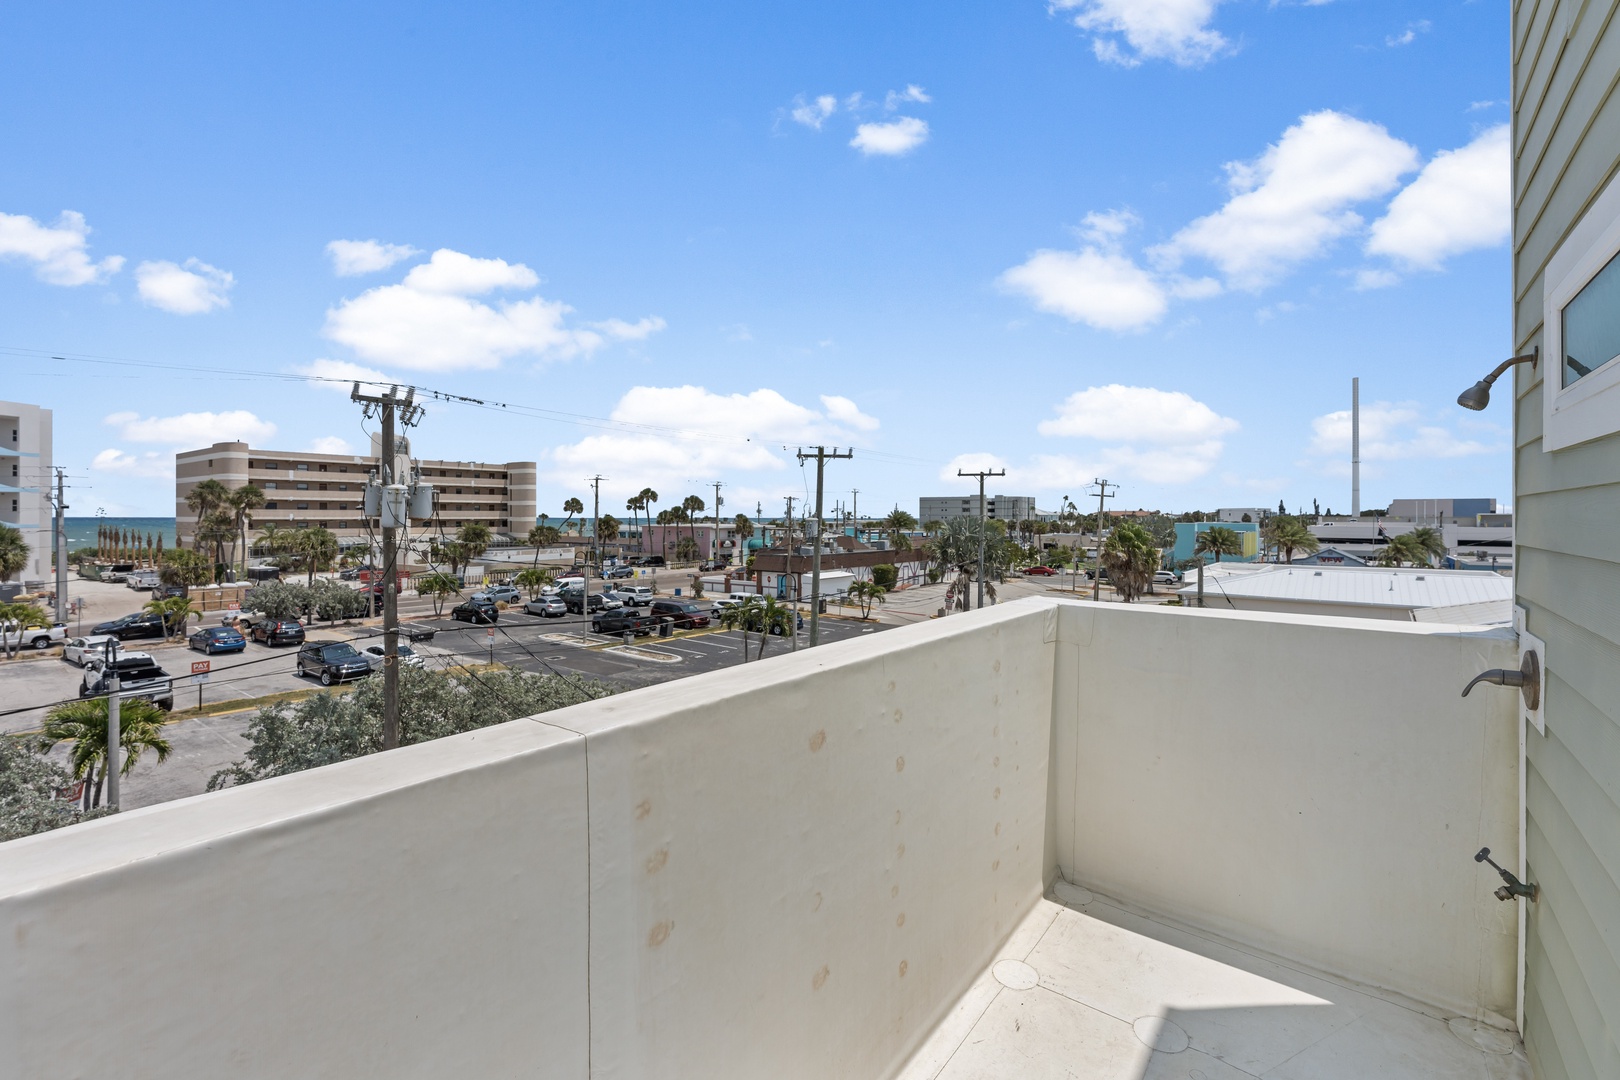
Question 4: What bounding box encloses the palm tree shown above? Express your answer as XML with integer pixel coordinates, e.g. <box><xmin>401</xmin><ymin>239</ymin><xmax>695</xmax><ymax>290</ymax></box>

<box><xmin>637</xmin><ymin>487</ymin><xmax>659</xmax><ymax>553</ymax></box>
<box><xmin>228</xmin><ymin>484</ymin><xmax>267</xmax><ymax>574</ymax></box>
<box><xmin>1377</xmin><ymin>533</ymin><xmax>1430</xmax><ymax>568</ymax></box>
<box><xmin>560</xmin><ymin>498</ymin><xmax>584</xmax><ymax>535</ymax></box>
<box><xmin>1194</xmin><ymin>526</ymin><xmax>1243</xmax><ymax>563</ymax></box>
<box><xmin>883</xmin><ymin>509</ymin><xmax>917</xmax><ymax>551</ymax></box>
<box><xmin>675</xmin><ymin>535</ymin><xmax>699</xmax><ymax>563</ymax></box>
<box><xmin>159</xmin><ymin>548</ymin><xmax>214</xmax><ymax>591</ymax></box>
<box><xmin>417</xmin><ymin>572</ymin><xmax>461</xmax><ymax>616</ymax></box>
<box><xmin>0</xmin><ymin>523</ymin><xmax>29</xmax><ymax>581</ymax></box>
<box><xmin>1</xmin><ymin>600</ymin><xmax>48</xmax><ymax>659</ymax></box>
<box><xmin>733</xmin><ymin>512</ymin><xmax>754</xmax><ymax>557</ymax></box>
<box><xmin>1407</xmin><ymin>527</ymin><xmax>1446</xmax><ymax>567</ymax></box>
<box><xmin>1263</xmin><ymin>517</ymin><xmax>1320</xmax><ymax>564</ymax></box>
<box><xmin>197</xmin><ymin>510</ymin><xmax>236</xmax><ymax>573</ymax></box>
<box><xmin>292</xmin><ymin>527</ymin><xmax>340</xmax><ymax>584</ymax></box>
<box><xmin>185</xmin><ymin>479</ymin><xmax>233</xmax><ymax>551</ymax></box>
<box><xmin>526</xmin><ymin>523</ymin><xmax>558</xmax><ymax>569</ymax></box>
<box><xmin>514</xmin><ymin>567</ymin><xmax>554</xmax><ymax>599</ymax></box>
<box><xmin>625</xmin><ymin>496</ymin><xmax>643</xmax><ymax>553</ymax></box>
<box><xmin>596</xmin><ymin>514</ymin><xmax>620</xmax><ymax>561</ymax></box>
<box><xmin>144</xmin><ymin>596</ymin><xmax>197</xmax><ymax>640</ymax></box>
<box><xmin>1100</xmin><ymin>523</ymin><xmax>1159</xmax><ymax>602</ymax></box>
<box><xmin>719</xmin><ymin>596</ymin><xmax>761</xmax><ymax>663</ymax></box>
<box><xmin>921</xmin><ymin>519</ymin><xmax>944</xmax><ymax>536</ymax></box>
<box><xmin>681</xmin><ymin>495</ymin><xmax>705</xmax><ymax>559</ymax></box>
<box><xmin>37</xmin><ymin>697</ymin><xmax>172</xmax><ymax>809</ymax></box>
<box><xmin>847</xmin><ymin>580</ymin><xmax>888</xmax><ymax>619</ymax></box>
<box><xmin>457</xmin><ymin>523</ymin><xmax>493</xmax><ymax>562</ymax></box>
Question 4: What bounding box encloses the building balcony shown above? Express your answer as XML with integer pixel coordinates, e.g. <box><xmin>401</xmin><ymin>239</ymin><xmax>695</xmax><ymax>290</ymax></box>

<box><xmin>0</xmin><ymin>599</ymin><xmax>1529</xmax><ymax>1078</ymax></box>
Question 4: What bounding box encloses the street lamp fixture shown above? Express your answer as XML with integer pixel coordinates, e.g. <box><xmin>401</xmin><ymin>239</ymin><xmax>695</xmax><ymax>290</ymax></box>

<box><xmin>1457</xmin><ymin>347</ymin><xmax>1538</xmax><ymax>410</ymax></box>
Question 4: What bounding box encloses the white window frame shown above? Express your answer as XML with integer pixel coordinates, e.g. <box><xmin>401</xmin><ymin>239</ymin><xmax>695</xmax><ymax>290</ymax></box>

<box><xmin>1543</xmin><ymin>168</ymin><xmax>1620</xmax><ymax>451</ymax></box>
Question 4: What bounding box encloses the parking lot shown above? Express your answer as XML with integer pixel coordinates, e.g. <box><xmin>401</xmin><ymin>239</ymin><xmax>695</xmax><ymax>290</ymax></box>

<box><xmin>1</xmin><ymin>594</ymin><xmax>896</xmax><ymax>810</ymax></box>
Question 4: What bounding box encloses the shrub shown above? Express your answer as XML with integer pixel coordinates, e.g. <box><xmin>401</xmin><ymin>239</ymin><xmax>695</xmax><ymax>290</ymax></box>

<box><xmin>870</xmin><ymin>564</ymin><xmax>898</xmax><ymax>590</ymax></box>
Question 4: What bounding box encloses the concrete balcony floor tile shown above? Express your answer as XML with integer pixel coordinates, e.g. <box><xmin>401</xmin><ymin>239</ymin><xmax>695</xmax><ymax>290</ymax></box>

<box><xmin>903</xmin><ymin>896</ymin><xmax>1531</xmax><ymax>1080</ymax></box>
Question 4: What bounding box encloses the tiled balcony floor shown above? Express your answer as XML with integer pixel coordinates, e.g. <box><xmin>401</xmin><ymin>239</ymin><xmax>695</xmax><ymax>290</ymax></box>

<box><xmin>899</xmin><ymin>888</ymin><xmax>1531</xmax><ymax>1080</ymax></box>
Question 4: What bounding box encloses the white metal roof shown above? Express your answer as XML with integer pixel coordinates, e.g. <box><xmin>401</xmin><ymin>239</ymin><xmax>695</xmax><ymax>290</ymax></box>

<box><xmin>1177</xmin><ymin>565</ymin><xmax>1514</xmax><ymax>611</ymax></box>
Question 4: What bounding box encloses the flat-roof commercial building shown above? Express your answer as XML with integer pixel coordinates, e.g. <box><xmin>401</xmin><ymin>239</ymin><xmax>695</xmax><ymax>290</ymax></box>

<box><xmin>0</xmin><ymin>399</ymin><xmax>53</xmax><ymax>584</ymax></box>
<box><xmin>918</xmin><ymin>494</ymin><xmax>1036</xmax><ymax>524</ymax></box>
<box><xmin>175</xmin><ymin>441</ymin><xmax>537</xmax><ymax>548</ymax></box>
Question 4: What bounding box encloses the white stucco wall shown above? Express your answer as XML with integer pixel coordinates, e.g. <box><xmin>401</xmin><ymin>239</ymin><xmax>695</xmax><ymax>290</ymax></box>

<box><xmin>1048</xmin><ymin>602</ymin><xmax>1520</xmax><ymax>1022</ymax></box>
<box><xmin>0</xmin><ymin>597</ymin><xmax>1522</xmax><ymax>1078</ymax></box>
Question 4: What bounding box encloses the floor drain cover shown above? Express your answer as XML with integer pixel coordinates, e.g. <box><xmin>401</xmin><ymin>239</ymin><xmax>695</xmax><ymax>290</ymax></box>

<box><xmin>991</xmin><ymin>959</ymin><xmax>1039</xmax><ymax>990</ymax></box>
<box><xmin>1053</xmin><ymin>880</ymin><xmax>1094</xmax><ymax>907</ymax></box>
<box><xmin>1446</xmin><ymin>1017</ymin><xmax>1516</xmax><ymax>1055</ymax></box>
<box><xmin>1133</xmin><ymin>1016</ymin><xmax>1189</xmax><ymax>1054</ymax></box>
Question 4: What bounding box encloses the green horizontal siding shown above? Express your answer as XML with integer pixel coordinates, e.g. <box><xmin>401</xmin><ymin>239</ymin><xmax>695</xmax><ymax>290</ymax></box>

<box><xmin>1515</xmin><ymin>3</ymin><xmax>1620</xmax><ymax>1076</ymax></box>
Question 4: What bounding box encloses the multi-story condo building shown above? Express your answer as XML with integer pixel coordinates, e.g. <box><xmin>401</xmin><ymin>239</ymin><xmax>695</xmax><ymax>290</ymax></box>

<box><xmin>917</xmin><ymin>494</ymin><xmax>1036</xmax><ymax>524</ymax></box>
<box><xmin>175</xmin><ymin>440</ymin><xmax>537</xmax><ymax>548</ymax></box>
<box><xmin>0</xmin><ymin>399</ymin><xmax>53</xmax><ymax>583</ymax></box>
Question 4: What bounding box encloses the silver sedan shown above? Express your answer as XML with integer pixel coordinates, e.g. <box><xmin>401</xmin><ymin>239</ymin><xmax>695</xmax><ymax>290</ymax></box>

<box><xmin>361</xmin><ymin>644</ymin><xmax>424</xmax><ymax>670</ymax></box>
<box><xmin>525</xmin><ymin>597</ymin><xmax>568</xmax><ymax>617</ymax></box>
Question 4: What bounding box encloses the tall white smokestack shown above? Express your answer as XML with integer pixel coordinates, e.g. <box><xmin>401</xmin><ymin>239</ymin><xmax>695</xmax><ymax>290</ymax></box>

<box><xmin>1351</xmin><ymin>377</ymin><xmax>1361</xmax><ymax>517</ymax></box>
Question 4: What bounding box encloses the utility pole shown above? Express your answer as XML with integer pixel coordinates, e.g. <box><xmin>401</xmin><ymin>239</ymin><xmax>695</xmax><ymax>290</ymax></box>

<box><xmin>957</xmin><ymin>467</ymin><xmax>1006</xmax><ymax>609</ymax></box>
<box><xmin>782</xmin><ymin>496</ymin><xmax>797</xmax><ymax>651</ymax></box>
<box><xmin>851</xmin><ymin>489</ymin><xmax>859</xmax><ymax>542</ymax></box>
<box><xmin>797</xmin><ymin>447</ymin><xmax>853</xmax><ymax>646</ymax></box>
<box><xmin>586</xmin><ymin>475</ymin><xmax>606</xmax><ymax>578</ymax></box>
<box><xmin>53</xmin><ymin>468</ymin><xmax>68</xmax><ymax>625</ymax></box>
<box><xmin>712</xmin><ymin>480</ymin><xmax>724</xmax><ymax>562</ymax></box>
<box><xmin>1351</xmin><ymin>377</ymin><xmax>1361</xmax><ymax>518</ymax></box>
<box><xmin>1090</xmin><ymin>479</ymin><xmax>1118</xmax><ymax>602</ymax></box>
<box><xmin>351</xmin><ymin>384</ymin><xmax>423</xmax><ymax>751</ymax></box>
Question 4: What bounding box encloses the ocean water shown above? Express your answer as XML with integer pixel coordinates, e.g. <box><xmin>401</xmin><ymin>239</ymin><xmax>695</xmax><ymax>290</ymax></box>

<box><xmin>63</xmin><ymin>517</ymin><xmax>177</xmax><ymax>552</ymax></box>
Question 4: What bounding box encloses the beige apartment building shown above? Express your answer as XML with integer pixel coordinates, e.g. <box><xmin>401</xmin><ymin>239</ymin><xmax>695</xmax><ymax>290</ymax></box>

<box><xmin>175</xmin><ymin>440</ymin><xmax>537</xmax><ymax>548</ymax></box>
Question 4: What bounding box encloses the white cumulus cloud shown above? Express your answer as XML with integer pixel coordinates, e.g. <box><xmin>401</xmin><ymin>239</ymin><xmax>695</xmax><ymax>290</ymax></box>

<box><xmin>1364</xmin><ymin>125</ymin><xmax>1509</xmax><ymax>272</ymax></box>
<box><xmin>294</xmin><ymin>358</ymin><xmax>402</xmax><ymax>395</ymax></box>
<box><xmin>546</xmin><ymin>386</ymin><xmax>879</xmax><ymax>493</ymax></box>
<box><xmin>91</xmin><ymin>448</ymin><xmax>173</xmax><ymax>479</ymax></box>
<box><xmin>0</xmin><ymin>209</ymin><xmax>124</xmax><ymax>285</ymax></box>
<box><xmin>1054</xmin><ymin>0</ymin><xmax>1231</xmax><ymax>68</ymax></box>
<box><xmin>326</xmin><ymin>238</ymin><xmax>420</xmax><ymax>276</ymax></box>
<box><xmin>1038</xmin><ymin>385</ymin><xmax>1239</xmax><ymax>443</ymax></box>
<box><xmin>1156</xmin><ymin>110</ymin><xmax>1419</xmax><ymax>290</ymax></box>
<box><xmin>104</xmin><ymin>409</ymin><xmax>277</xmax><ymax>446</ymax></box>
<box><xmin>1307</xmin><ymin>402</ymin><xmax>1496</xmax><ymax>465</ymax></box>
<box><xmin>998</xmin><ymin>248</ymin><xmax>1167</xmax><ymax>332</ymax></box>
<box><xmin>791</xmin><ymin>94</ymin><xmax>838</xmax><ymax>130</ymax></box>
<box><xmin>850</xmin><ymin>117</ymin><xmax>930</xmax><ymax>156</ymax></box>
<box><xmin>820</xmin><ymin>395</ymin><xmax>880</xmax><ymax>431</ymax></box>
<box><xmin>308</xmin><ymin>436</ymin><xmax>355</xmax><ymax>455</ymax></box>
<box><xmin>323</xmin><ymin>248</ymin><xmax>662</xmax><ymax>371</ymax></box>
<box><xmin>884</xmin><ymin>84</ymin><xmax>931</xmax><ymax>110</ymax></box>
<box><xmin>135</xmin><ymin>258</ymin><xmax>234</xmax><ymax>314</ymax></box>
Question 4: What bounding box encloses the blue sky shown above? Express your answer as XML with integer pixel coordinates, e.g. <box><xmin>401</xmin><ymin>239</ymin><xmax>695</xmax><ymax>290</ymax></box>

<box><xmin>2</xmin><ymin>1</ymin><xmax>1512</xmax><ymax>521</ymax></box>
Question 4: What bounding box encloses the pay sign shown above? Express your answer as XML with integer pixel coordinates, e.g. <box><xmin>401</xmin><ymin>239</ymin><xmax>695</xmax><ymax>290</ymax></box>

<box><xmin>191</xmin><ymin>660</ymin><xmax>211</xmax><ymax>680</ymax></box>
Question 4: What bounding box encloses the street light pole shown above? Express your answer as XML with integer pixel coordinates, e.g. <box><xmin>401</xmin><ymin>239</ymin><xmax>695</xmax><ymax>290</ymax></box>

<box><xmin>797</xmin><ymin>446</ymin><xmax>853</xmax><ymax>647</ymax></box>
<box><xmin>1090</xmin><ymin>478</ymin><xmax>1117</xmax><ymax>602</ymax></box>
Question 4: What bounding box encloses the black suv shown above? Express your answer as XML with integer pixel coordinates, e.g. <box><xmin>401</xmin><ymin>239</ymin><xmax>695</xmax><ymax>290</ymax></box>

<box><xmin>252</xmin><ymin>619</ymin><xmax>306</xmax><ymax>646</ymax></box>
<box><xmin>591</xmin><ymin>608</ymin><xmax>657</xmax><ymax>636</ymax></box>
<box><xmin>649</xmin><ymin>599</ymin><xmax>710</xmax><ymax>629</ymax></box>
<box><xmin>451</xmin><ymin>597</ymin><xmax>499</xmax><ymax>624</ymax></box>
<box><xmin>563</xmin><ymin>590</ymin><xmax>615</xmax><ymax>615</ymax></box>
<box><xmin>296</xmin><ymin>641</ymin><xmax>373</xmax><ymax>686</ymax></box>
<box><xmin>91</xmin><ymin>612</ymin><xmax>167</xmax><ymax>641</ymax></box>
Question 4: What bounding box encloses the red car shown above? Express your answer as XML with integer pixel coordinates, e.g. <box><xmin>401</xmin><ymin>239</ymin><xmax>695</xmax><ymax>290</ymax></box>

<box><xmin>1025</xmin><ymin>565</ymin><xmax>1060</xmax><ymax>576</ymax></box>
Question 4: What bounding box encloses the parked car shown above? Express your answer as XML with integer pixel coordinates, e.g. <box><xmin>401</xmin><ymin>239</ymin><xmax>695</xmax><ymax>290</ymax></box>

<box><xmin>451</xmin><ymin>598</ymin><xmax>499</xmax><ymax>624</ymax></box>
<box><xmin>699</xmin><ymin>560</ymin><xmax>728</xmax><ymax>572</ymax></box>
<box><xmin>188</xmin><ymin>626</ymin><xmax>247</xmax><ymax>654</ymax></box>
<box><xmin>553</xmin><ymin>575</ymin><xmax>585</xmax><ymax>592</ymax></box>
<box><xmin>563</xmin><ymin>590</ymin><xmax>620</xmax><ymax>615</ymax></box>
<box><xmin>621</xmin><ymin>585</ymin><xmax>655</xmax><ymax>605</ymax></box>
<box><xmin>1152</xmin><ymin>570</ymin><xmax>1180</xmax><ymax>585</ymax></box>
<box><xmin>633</xmin><ymin>555</ymin><xmax>665</xmax><ymax>567</ymax></box>
<box><xmin>126</xmin><ymin>571</ymin><xmax>161</xmax><ymax>590</ymax></box>
<box><xmin>361</xmin><ymin>643</ymin><xmax>424</xmax><ymax>671</ymax></box>
<box><xmin>591</xmin><ymin>608</ymin><xmax>658</xmax><ymax>636</ymax></box>
<box><xmin>81</xmin><ymin>653</ymin><xmax>174</xmax><ymax>710</ymax></box>
<box><xmin>1024</xmin><ymin>565</ymin><xmax>1060</xmax><ymax>576</ymax></box>
<box><xmin>151</xmin><ymin>584</ymin><xmax>187</xmax><ymax>599</ymax></box>
<box><xmin>251</xmin><ymin>619</ymin><xmax>306</xmax><ymax>647</ymax></box>
<box><xmin>524</xmin><ymin>597</ymin><xmax>568</xmax><ymax>618</ymax></box>
<box><xmin>62</xmin><ymin>634</ymin><xmax>121</xmax><ymax>667</ymax></box>
<box><xmin>296</xmin><ymin>641</ymin><xmax>374</xmax><ymax>686</ymax></box>
<box><xmin>604</xmin><ymin>589</ymin><xmax>647</xmax><ymax>608</ymax></box>
<box><xmin>2</xmin><ymin>617</ymin><xmax>67</xmax><ymax>651</ymax></box>
<box><xmin>476</xmin><ymin>584</ymin><xmax>523</xmax><ymax>605</ymax></box>
<box><xmin>604</xmin><ymin>565</ymin><xmax>635</xmax><ymax>579</ymax></box>
<box><xmin>91</xmin><ymin>612</ymin><xmax>167</xmax><ymax>641</ymax></box>
<box><xmin>649</xmin><ymin>599</ymin><xmax>711</xmax><ymax>629</ymax></box>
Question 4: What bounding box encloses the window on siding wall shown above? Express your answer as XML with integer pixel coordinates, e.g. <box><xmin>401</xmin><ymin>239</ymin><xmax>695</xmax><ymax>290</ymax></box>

<box><xmin>1562</xmin><ymin>251</ymin><xmax>1620</xmax><ymax>387</ymax></box>
<box><xmin>1544</xmin><ymin>168</ymin><xmax>1620</xmax><ymax>451</ymax></box>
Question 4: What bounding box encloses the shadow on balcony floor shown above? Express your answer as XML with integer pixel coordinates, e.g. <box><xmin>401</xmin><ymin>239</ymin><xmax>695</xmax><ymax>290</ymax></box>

<box><xmin>899</xmin><ymin>888</ymin><xmax>1530</xmax><ymax>1080</ymax></box>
